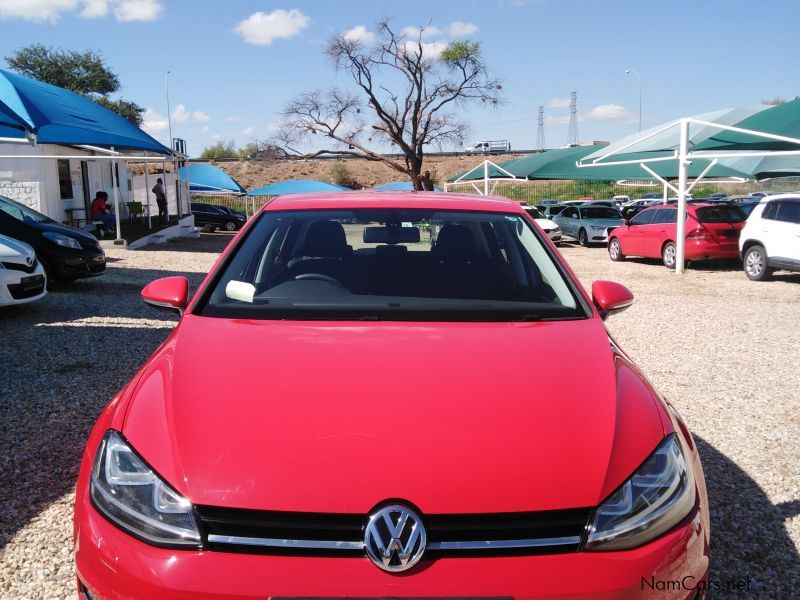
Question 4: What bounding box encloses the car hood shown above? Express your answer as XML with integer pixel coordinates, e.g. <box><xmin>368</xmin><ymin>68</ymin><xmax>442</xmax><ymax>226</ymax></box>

<box><xmin>533</xmin><ymin>218</ymin><xmax>558</xmax><ymax>230</ymax></box>
<box><xmin>122</xmin><ymin>315</ymin><xmax>667</xmax><ymax>514</ymax></box>
<box><xmin>31</xmin><ymin>220</ymin><xmax>99</xmax><ymax>244</ymax></box>
<box><xmin>582</xmin><ymin>218</ymin><xmax>625</xmax><ymax>226</ymax></box>
<box><xmin>0</xmin><ymin>234</ymin><xmax>35</xmax><ymax>261</ymax></box>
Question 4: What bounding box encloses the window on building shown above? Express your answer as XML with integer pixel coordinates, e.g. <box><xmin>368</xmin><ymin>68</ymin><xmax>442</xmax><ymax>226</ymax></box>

<box><xmin>57</xmin><ymin>160</ymin><xmax>73</xmax><ymax>200</ymax></box>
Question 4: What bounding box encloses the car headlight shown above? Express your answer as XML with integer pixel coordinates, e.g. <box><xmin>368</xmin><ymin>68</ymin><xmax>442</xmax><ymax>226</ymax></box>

<box><xmin>589</xmin><ymin>225</ymin><xmax>606</xmax><ymax>231</ymax></box>
<box><xmin>90</xmin><ymin>430</ymin><xmax>201</xmax><ymax>548</ymax></box>
<box><xmin>42</xmin><ymin>231</ymin><xmax>82</xmax><ymax>249</ymax></box>
<box><xmin>585</xmin><ymin>434</ymin><xmax>695</xmax><ymax>551</ymax></box>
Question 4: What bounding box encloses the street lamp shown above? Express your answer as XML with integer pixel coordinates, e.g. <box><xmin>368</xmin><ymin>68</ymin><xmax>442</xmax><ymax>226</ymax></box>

<box><xmin>625</xmin><ymin>68</ymin><xmax>642</xmax><ymax>132</ymax></box>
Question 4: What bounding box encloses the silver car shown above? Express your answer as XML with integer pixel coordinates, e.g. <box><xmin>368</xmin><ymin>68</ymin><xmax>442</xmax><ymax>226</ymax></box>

<box><xmin>553</xmin><ymin>205</ymin><xmax>625</xmax><ymax>246</ymax></box>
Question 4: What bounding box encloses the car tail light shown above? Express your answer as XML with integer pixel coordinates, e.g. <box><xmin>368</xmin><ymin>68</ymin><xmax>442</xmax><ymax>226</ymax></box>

<box><xmin>686</xmin><ymin>227</ymin><xmax>709</xmax><ymax>241</ymax></box>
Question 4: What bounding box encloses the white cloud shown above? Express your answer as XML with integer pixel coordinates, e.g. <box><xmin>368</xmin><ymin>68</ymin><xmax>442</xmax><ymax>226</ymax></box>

<box><xmin>242</xmin><ymin>126</ymin><xmax>255</xmax><ymax>136</ymax></box>
<box><xmin>403</xmin><ymin>40</ymin><xmax>448</xmax><ymax>58</ymax></box>
<box><xmin>544</xmin><ymin>115</ymin><xmax>570</xmax><ymax>125</ymax></box>
<box><xmin>585</xmin><ymin>103</ymin><xmax>636</xmax><ymax>122</ymax></box>
<box><xmin>448</xmin><ymin>21</ymin><xmax>478</xmax><ymax>37</ymax></box>
<box><xmin>401</xmin><ymin>25</ymin><xmax>441</xmax><ymax>39</ymax></box>
<box><xmin>80</xmin><ymin>0</ymin><xmax>108</xmax><ymax>18</ymax></box>
<box><xmin>342</xmin><ymin>25</ymin><xmax>374</xmax><ymax>45</ymax></box>
<box><xmin>193</xmin><ymin>110</ymin><xmax>210</xmax><ymax>122</ymax></box>
<box><xmin>0</xmin><ymin>0</ymin><xmax>162</xmax><ymax>22</ymax></box>
<box><xmin>142</xmin><ymin>108</ymin><xmax>169</xmax><ymax>133</ymax></box>
<box><xmin>210</xmin><ymin>134</ymin><xmax>222</xmax><ymax>140</ymax></box>
<box><xmin>114</xmin><ymin>0</ymin><xmax>162</xmax><ymax>22</ymax></box>
<box><xmin>234</xmin><ymin>9</ymin><xmax>310</xmax><ymax>46</ymax></box>
<box><xmin>0</xmin><ymin>0</ymin><xmax>79</xmax><ymax>23</ymax></box>
<box><xmin>171</xmin><ymin>104</ymin><xmax>190</xmax><ymax>123</ymax></box>
<box><xmin>266</xmin><ymin>121</ymin><xmax>282</xmax><ymax>134</ymax></box>
<box><xmin>224</xmin><ymin>116</ymin><xmax>242</xmax><ymax>123</ymax></box>
<box><xmin>545</xmin><ymin>98</ymin><xmax>572</xmax><ymax>109</ymax></box>
<box><xmin>201</xmin><ymin>125</ymin><xmax>210</xmax><ymax>133</ymax></box>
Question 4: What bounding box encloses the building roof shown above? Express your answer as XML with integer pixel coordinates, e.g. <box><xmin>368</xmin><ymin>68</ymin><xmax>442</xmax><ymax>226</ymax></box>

<box><xmin>0</xmin><ymin>69</ymin><xmax>170</xmax><ymax>154</ymax></box>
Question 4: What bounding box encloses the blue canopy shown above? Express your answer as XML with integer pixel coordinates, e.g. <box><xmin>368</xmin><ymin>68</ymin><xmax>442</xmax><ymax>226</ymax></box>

<box><xmin>177</xmin><ymin>163</ymin><xmax>246</xmax><ymax>194</ymax></box>
<box><xmin>374</xmin><ymin>181</ymin><xmax>442</xmax><ymax>192</ymax></box>
<box><xmin>0</xmin><ymin>69</ymin><xmax>170</xmax><ymax>154</ymax></box>
<box><xmin>248</xmin><ymin>179</ymin><xmax>349</xmax><ymax>196</ymax></box>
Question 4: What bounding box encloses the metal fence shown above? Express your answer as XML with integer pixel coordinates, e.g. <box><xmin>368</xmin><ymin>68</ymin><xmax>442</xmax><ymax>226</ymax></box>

<box><xmin>191</xmin><ymin>194</ymin><xmax>273</xmax><ymax>216</ymax></box>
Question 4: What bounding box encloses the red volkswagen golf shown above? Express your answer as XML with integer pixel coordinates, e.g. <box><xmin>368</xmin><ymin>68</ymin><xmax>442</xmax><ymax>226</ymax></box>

<box><xmin>608</xmin><ymin>203</ymin><xmax>747</xmax><ymax>268</ymax></box>
<box><xmin>74</xmin><ymin>192</ymin><xmax>710</xmax><ymax>599</ymax></box>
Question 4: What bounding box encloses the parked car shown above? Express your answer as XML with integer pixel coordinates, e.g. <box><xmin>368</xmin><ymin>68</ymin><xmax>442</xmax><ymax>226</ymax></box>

<box><xmin>190</xmin><ymin>202</ymin><xmax>247</xmax><ymax>231</ymax></box>
<box><xmin>523</xmin><ymin>206</ymin><xmax>562</xmax><ymax>242</ymax></box>
<box><xmin>0</xmin><ymin>195</ymin><xmax>105</xmax><ymax>283</ymax></box>
<box><xmin>612</xmin><ymin>194</ymin><xmax>630</xmax><ymax>204</ymax></box>
<box><xmin>748</xmin><ymin>191</ymin><xmax>768</xmax><ymax>199</ymax></box>
<box><xmin>553</xmin><ymin>205</ymin><xmax>625</xmax><ymax>246</ymax></box>
<box><xmin>539</xmin><ymin>205</ymin><xmax>567</xmax><ymax>218</ymax></box>
<box><xmin>738</xmin><ymin>200</ymin><xmax>763</xmax><ymax>217</ymax></box>
<box><xmin>640</xmin><ymin>192</ymin><xmax>662</xmax><ymax>199</ymax></box>
<box><xmin>463</xmin><ymin>140</ymin><xmax>511</xmax><ymax>154</ymax></box>
<box><xmin>0</xmin><ymin>234</ymin><xmax>46</xmax><ymax>306</ymax></box>
<box><xmin>739</xmin><ymin>194</ymin><xmax>800</xmax><ymax>280</ymax></box>
<box><xmin>608</xmin><ymin>203</ymin><xmax>747</xmax><ymax>268</ymax></box>
<box><xmin>587</xmin><ymin>200</ymin><xmax>622</xmax><ymax>209</ymax></box>
<box><xmin>624</xmin><ymin>199</ymin><xmax>661</xmax><ymax>208</ymax></box>
<box><xmin>74</xmin><ymin>192</ymin><xmax>709</xmax><ymax>598</ymax></box>
<box><xmin>559</xmin><ymin>199</ymin><xmax>589</xmax><ymax>206</ymax></box>
<box><xmin>709</xmin><ymin>192</ymin><xmax>729</xmax><ymax>201</ymax></box>
<box><xmin>537</xmin><ymin>199</ymin><xmax>560</xmax><ymax>206</ymax></box>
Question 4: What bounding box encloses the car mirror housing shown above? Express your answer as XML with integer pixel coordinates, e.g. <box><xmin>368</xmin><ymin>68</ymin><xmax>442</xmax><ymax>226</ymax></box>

<box><xmin>592</xmin><ymin>280</ymin><xmax>634</xmax><ymax>320</ymax></box>
<box><xmin>141</xmin><ymin>276</ymin><xmax>189</xmax><ymax>315</ymax></box>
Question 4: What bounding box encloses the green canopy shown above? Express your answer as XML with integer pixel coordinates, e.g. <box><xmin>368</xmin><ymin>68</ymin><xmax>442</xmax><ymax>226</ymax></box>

<box><xmin>449</xmin><ymin>146</ymin><xmax>751</xmax><ymax>182</ymax></box>
<box><xmin>694</xmin><ymin>98</ymin><xmax>800</xmax><ymax>151</ymax></box>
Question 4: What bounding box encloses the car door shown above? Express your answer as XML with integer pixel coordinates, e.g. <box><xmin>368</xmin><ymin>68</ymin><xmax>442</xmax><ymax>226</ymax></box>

<box><xmin>642</xmin><ymin>208</ymin><xmax>676</xmax><ymax>257</ymax></box>
<box><xmin>556</xmin><ymin>207</ymin><xmax>578</xmax><ymax>238</ymax></box>
<box><xmin>621</xmin><ymin>208</ymin><xmax>655</xmax><ymax>255</ymax></box>
<box><xmin>767</xmin><ymin>199</ymin><xmax>800</xmax><ymax>265</ymax></box>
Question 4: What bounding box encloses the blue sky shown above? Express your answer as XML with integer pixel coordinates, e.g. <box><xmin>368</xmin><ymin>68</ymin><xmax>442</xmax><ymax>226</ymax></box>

<box><xmin>1</xmin><ymin>0</ymin><xmax>798</xmax><ymax>156</ymax></box>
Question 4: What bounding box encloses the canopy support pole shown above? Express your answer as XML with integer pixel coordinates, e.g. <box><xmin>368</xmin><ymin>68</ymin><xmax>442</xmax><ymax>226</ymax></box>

<box><xmin>676</xmin><ymin>120</ymin><xmax>690</xmax><ymax>275</ymax></box>
<box><xmin>484</xmin><ymin>161</ymin><xmax>489</xmax><ymax>196</ymax></box>
<box><xmin>111</xmin><ymin>146</ymin><xmax>122</xmax><ymax>242</ymax></box>
<box><xmin>144</xmin><ymin>151</ymin><xmax>152</xmax><ymax>230</ymax></box>
<box><xmin>662</xmin><ymin>181</ymin><xmax>668</xmax><ymax>204</ymax></box>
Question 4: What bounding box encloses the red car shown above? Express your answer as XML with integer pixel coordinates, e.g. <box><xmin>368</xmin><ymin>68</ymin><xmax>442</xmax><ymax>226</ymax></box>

<box><xmin>74</xmin><ymin>192</ymin><xmax>710</xmax><ymax>599</ymax></box>
<box><xmin>608</xmin><ymin>203</ymin><xmax>747</xmax><ymax>268</ymax></box>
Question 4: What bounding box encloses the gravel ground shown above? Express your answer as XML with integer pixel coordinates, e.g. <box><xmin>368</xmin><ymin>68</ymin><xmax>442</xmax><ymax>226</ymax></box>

<box><xmin>0</xmin><ymin>234</ymin><xmax>798</xmax><ymax>598</ymax></box>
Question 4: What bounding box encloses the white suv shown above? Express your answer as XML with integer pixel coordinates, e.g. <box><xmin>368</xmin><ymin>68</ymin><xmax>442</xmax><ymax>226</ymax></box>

<box><xmin>739</xmin><ymin>194</ymin><xmax>800</xmax><ymax>281</ymax></box>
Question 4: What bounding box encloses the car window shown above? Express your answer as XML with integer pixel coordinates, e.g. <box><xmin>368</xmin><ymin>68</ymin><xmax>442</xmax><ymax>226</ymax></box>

<box><xmin>0</xmin><ymin>195</ymin><xmax>49</xmax><ymax>223</ymax></box>
<box><xmin>630</xmin><ymin>209</ymin><xmax>655</xmax><ymax>225</ymax></box>
<box><xmin>549</xmin><ymin>206</ymin><xmax>566</xmax><ymax>216</ymax></box>
<box><xmin>561</xmin><ymin>208</ymin><xmax>576</xmax><ymax>218</ymax></box>
<box><xmin>694</xmin><ymin>205</ymin><xmax>747</xmax><ymax>223</ymax></box>
<box><xmin>652</xmin><ymin>209</ymin><xmax>677</xmax><ymax>224</ymax></box>
<box><xmin>579</xmin><ymin>207</ymin><xmax>621</xmax><ymax>219</ymax></box>
<box><xmin>775</xmin><ymin>199</ymin><xmax>800</xmax><ymax>224</ymax></box>
<box><xmin>197</xmin><ymin>209</ymin><xmax>586</xmax><ymax>322</ymax></box>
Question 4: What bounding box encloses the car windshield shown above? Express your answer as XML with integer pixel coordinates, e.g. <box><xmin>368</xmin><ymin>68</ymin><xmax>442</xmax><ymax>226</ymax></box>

<box><xmin>0</xmin><ymin>195</ymin><xmax>50</xmax><ymax>223</ymax></box>
<box><xmin>579</xmin><ymin>207</ymin><xmax>621</xmax><ymax>219</ymax></box>
<box><xmin>694</xmin><ymin>205</ymin><xmax>747</xmax><ymax>223</ymax></box>
<box><xmin>197</xmin><ymin>208</ymin><xmax>584</xmax><ymax>321</ymax></box>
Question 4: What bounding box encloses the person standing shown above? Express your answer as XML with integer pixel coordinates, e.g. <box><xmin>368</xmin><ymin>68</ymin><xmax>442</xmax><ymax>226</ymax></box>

<box><xmin>421</xmin><ymin>170</ymin><xmax>435</xmax><ymax>191</ymax></box>
<box><xmin>153</xmin><ymin>177</ymin><xmax>168</xmax><ymax>225</ymax></box>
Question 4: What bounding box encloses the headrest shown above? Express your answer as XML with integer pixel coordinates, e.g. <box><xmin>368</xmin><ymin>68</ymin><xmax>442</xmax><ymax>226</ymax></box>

<box><xmin>303</xmin><ymin>220</ymin><xmax>348</xmax><ymax>258</ymax></box>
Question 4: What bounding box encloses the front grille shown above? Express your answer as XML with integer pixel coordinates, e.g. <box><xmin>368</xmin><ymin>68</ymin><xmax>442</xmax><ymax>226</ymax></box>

<box><xmin>196</xmin><ymin>506</ymin><xmax>591</xmax><ymax>557</ymax></box>
<box><xmin>2</xmin><ymin>259</ymin><xmax>37</xmax><ymax>273</ymax></box>
<box><xmin>7</xmin><ymin>276</ymin><xmax>45</xmax><ymax>299</ymax></box>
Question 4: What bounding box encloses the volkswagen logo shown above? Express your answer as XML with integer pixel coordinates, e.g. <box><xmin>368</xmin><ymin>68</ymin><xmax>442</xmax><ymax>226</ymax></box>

<box><xmin>364</xmin><ymin>504</ymin><xmax>426</xmax><ymax>572</ymax></box>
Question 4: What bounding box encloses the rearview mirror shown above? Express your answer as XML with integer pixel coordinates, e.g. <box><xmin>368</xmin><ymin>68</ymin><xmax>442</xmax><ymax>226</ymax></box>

<box><xmin>141</xmin><ymin>276</ymin><xmax>189</xmax><ymax>315</ymax></box>
<box><xmin>363</xmin><ymin>225</ymin><xmax>421</xmax><ymax>244</ymax></box>
<box><xmin>591</xmin><ymin>280</ymin><xmax>633</xmax><ymax>320</ymax></box>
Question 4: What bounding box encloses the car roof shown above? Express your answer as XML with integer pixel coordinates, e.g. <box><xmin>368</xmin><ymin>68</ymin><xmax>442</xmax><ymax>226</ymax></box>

<box><xmin>263</xmin><ymin>191</ymin><xmax>523</xmax><ymax>213</ymax></box>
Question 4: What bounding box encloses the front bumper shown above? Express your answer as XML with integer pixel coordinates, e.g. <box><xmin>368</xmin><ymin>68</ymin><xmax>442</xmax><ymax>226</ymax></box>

<box><xmin>0</xmin><ymin>262</ymin><xmax>47</xmax><ymax>305</ymax></box>
<box><xmin>46</xmin><ymin>249</ymin><xmax>106</xmax><ymax>280</ymax></box>
<box><xmin>76</xmin><ymin>495</ymin><xmax>709</xmax><ymax>600</ymax></box>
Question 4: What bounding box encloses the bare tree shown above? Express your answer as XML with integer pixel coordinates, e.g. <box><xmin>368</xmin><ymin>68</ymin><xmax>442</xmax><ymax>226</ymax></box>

<box><xmin>273</xmin><ymin>21</ymin><xmax>501</xmax><ymax>188</ymax></box>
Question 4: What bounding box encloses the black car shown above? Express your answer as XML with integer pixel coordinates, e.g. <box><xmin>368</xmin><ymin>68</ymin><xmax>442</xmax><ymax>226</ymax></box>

<box><xmin>190</xmin><ymin>203</ymin><xmax>247</xmax><ymax>231</ymax></box>
<box><xmin>0</xmin><ymin>195</ymin><xmax>105</xmax><ymax>283</ymax></box>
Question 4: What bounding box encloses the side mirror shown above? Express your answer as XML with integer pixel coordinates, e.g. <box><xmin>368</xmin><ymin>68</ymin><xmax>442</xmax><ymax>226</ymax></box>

<box><xmin>141</xmin><ymin>276</ymin><xmax>189</xmax><ymax>315</ymax></box>
<box><xmin>592</xmin><ymin>280</ymin><xmax>634</xmax><ymax>320</ymax></box>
